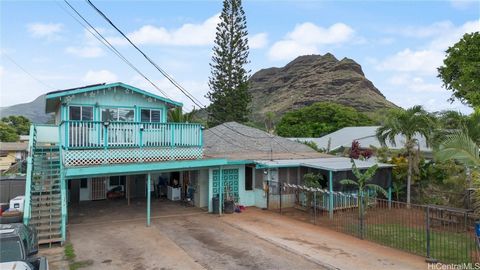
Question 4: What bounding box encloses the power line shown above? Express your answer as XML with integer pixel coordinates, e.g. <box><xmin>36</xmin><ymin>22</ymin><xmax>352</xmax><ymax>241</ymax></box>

<box><xmin>85</xmin><ymin>0</ymin><xmax>204</xmax><ymax>109</ymax></box>
<box><xmin>60</xmin><ymin>0</ymin><xmax>171</xmax><ymax>99</ymax></box>
<box><xmin>2</xmin><ymin>54</ymin><xmax>56</xmax><ymax>89</ymax></box>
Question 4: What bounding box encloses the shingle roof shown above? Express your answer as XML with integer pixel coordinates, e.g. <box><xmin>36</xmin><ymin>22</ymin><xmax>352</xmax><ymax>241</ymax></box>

<box><xmin>204</xmin><ymin>122</ymin><xmax>330</xmax><ymax>160</ymax></box>
<box><xmin>290</xmin><ymin>126</ymin><xmax>431</xmax><ymax>152</ymax></box>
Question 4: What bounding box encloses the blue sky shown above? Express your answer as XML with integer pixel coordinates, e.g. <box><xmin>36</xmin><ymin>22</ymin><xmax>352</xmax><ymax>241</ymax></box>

<box><xmin>1</xmin><ymin>0</ymin><xmax>479</xmax><ymax>114</ymax></box>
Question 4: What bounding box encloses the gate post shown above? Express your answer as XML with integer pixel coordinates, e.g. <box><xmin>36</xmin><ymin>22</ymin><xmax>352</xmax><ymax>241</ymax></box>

<box><xmin>425</xmin><ymin>206</ymin><xmax>437</xmax><ymax>263</ymax></box>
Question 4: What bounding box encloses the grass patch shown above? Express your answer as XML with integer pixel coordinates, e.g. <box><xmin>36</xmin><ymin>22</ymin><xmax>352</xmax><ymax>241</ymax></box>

<box><xmin>64</xmin><ymin>243</ymin><xmax>93</xmax><ymax>270</ymax></box>
<box><xmin>362</xmin><ymin>223</ymin><xmax>476</xmax><ymax>264</ymax></box>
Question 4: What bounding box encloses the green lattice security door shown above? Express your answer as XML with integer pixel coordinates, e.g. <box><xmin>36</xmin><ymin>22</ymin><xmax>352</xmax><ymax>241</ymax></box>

<box><xmin>212</xmin><ymin>169</ymin><xmax>239</xmax><ymax>202</ymax></box>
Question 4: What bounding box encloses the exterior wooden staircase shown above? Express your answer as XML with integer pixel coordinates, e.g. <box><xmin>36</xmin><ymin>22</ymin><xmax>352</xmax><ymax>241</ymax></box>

<box><xmin>29</xmin><ymin>145</ymin><xmax>63</xmax><ymax>245</ymax></box>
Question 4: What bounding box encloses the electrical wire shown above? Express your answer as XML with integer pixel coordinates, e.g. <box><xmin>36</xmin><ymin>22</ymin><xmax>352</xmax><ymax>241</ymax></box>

<box><xmin>60</xmin><ymin>0</ymin><xmax>171</xmax><ymax>99</ymax></box>
<box><xmin>85</xmin><ymin>0</ymin><xmax>204</xmax><ymax>109</ymax></box>
<box><xmin>3</xmin><ymin>54</ymin><xmax>56</xmax><ymax>89</ymax></box>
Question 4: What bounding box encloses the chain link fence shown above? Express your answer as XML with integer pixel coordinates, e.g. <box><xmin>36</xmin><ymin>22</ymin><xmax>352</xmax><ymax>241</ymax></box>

<box><xmin>267</xmin><ymin>182</ymin><xmax>479</xmax><ymax>264</ymax></box>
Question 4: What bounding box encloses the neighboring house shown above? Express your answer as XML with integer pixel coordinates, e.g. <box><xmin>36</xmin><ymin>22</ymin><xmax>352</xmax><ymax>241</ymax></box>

<box><xmin>24</xmin><ymin>82</ymin><xmax>393</xmax><ymax>245</ymax></box>
<box><xmin>290</xmin><ymin>126</ymin><xmax>432</xmax><ymax>154</ymax></box>
<box><xmin>0</xmin><ymin>142</ymin><xmax>28</xmax><ymax>172</ymax></box>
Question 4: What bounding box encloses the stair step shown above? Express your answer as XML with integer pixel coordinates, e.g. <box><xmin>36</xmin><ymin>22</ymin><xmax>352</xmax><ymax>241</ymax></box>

<box><xmin>39</xmin><ymin>237</ymin><xmax>62</xmax><ymax>245</ymax></box>
<box><xmin>31</xmin><ymin>201</ymin><xmax>61</xmax><ymax>208</ymax></box>
<box><xmin>31</xmin><ymin>205</ymin><xmax>61</xmax><ymax>211</ymax></box>
<box><xmin>31</xmin><ymin>194</ymin><xmax>61</xmax><ymax>200</ymax></box>
<box><xmin>30</xmin><ymin>218</ymin><xmax>62</xmax><ymax>225</ymax></box>
<box><xmin>39</xmin><ymin>231</ymin><xmax>61</xmax><ymax>238</ymax></box>
<box><xmin>30</xmin><ymin>212</ymin><xmax>61</xmax><ymax>219</ymax></box>
<box><xmin>36</xmin><ymin>224</ymin><xmax>61</xmax><ymax>231</ymax></box>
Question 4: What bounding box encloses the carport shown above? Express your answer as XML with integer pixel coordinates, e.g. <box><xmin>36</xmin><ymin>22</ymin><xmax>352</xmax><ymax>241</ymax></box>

<box><xmin>64</xmin><ymin>158</ymin><xmax>237</xmax><ymax>227</ymax></box>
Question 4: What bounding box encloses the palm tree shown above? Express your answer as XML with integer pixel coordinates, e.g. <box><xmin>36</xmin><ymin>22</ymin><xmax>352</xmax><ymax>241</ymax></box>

<box><xmin>340</xmin><ymin>159</ymin><xmax>387</xmax><ymax>238</ymax></box>
<box><xmin>376</xmin><ymin>106</ymin><xmax>435</xmax><ymax>206</ymax></box>
<box><xmin>436</xmin><ymin>130</ymin><xmax>479</xmax><ymax>167</ymax></box>
<box><xmin>168</xmin><ymin>108</ymin><xmax>196</xmax><ymax>123</ymax></box>
<box><xmin>436</xmin><ymin>129</ymin><xmax>479</xmax><ymax>213</ymax></box>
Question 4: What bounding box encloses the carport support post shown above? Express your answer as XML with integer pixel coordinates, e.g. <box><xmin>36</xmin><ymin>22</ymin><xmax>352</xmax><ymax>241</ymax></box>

<box><xmin>329</xmin><ymin>170</ymin><xmax>333</xmax><ymax>219</ymax></box>
<box><xmin>147</xmin><ymin>173</ymin><xmax>151</xmax><ymax>227</ymax></box>
<box><xmin>219</xmin><ymin>166</ymin><xmax>223</xmax><ymax>216</ymax></box>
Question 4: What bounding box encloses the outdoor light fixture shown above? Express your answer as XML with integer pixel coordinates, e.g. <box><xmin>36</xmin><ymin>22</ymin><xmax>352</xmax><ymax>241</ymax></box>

<box><xmin>263</xmin><ymin>169</ymin><xmax>268</xmax><ymax>175</ymax></box>
<box><xmin>140</xmin><ymin>124</ymin><xmax>145</xmax><ymax>131</ymax></box>
<box><xmin>103</xmin><ymin>121</ymin><xmax>110</xmax><ymax>127</ymax></box>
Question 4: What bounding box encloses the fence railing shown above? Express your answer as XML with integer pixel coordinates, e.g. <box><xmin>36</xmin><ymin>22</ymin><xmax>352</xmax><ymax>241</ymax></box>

<box><xmin>59</xmin><ymin>121</ymin><xmax>203</xmax><ymax>150</ymax></box>
<box><xmin>269</xmin><ymin>183</ymin><xmax>479</xmax><ymax>264</ymax></box>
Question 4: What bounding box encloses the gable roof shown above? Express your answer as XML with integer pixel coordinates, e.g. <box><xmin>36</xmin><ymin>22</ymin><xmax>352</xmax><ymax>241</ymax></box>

<box><xmin>204</xmin><ymin>122</ymin><xmax>330</xmax><ymax>160</ymax></box>
<box><xmin>290</xmin><ymin>126</ymin><xmax>431</xmax><ymax>152</ymax></box>
<box><xmin>45</xmin><ymin>82</ymin><xmax>182</xmax><ymax>113</ymax></box>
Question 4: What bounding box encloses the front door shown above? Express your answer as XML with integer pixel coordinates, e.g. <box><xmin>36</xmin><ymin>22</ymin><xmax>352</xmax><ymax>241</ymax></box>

<box><xmin>91</xmin><ymin>177</ymin><xmax>107</xmax><ymax>200</ymax></box>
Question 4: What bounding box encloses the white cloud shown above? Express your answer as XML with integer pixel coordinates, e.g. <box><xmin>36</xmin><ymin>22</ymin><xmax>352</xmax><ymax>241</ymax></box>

<box><xmin>377</xmin><ymin>20</ymin><xmax>479</xmax><ymax>75</ymax></box>
<box><xmin>110</xmin><ymin>14</ymin><xmax>220</xmax><ymax>46</ymax></box>
<box><xmin>83</xmin><ymin>70</ymin><xmax>118</xmax><ymax>84</ymax></box>
<box><xmin>249</xmin><ymin>33</ymin><xmax>268</xmax><ymax>49</ymax></box>
<box><xmin>268</xmin><ymin>22</ymin><xmax>355</xmax><ymax>61</ymax></box>
<box><xmin>27</xmin><ymin>23</ymin><xmax>63</xmax><ymax>39</ymax></box>
<box><xmin>65</xmin><ymin>46</ymin><xmax>103</xmax><ymax>58</ymax></box>
<box><xmin>388</xmin><ymin>74</ymin><xmax>443</xmax><ymax>93</ymax></box>
<box><xmin>378</xmin><ymin>49</ymin><xmax>444</xmax><ymax>75</ymax></box>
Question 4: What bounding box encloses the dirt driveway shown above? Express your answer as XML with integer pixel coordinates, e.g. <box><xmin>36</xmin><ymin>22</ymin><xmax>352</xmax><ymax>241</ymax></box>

<box><xmin>69</xmin><ymin>212</ymin><xmax>323</xmax><ymax>270</ymax></box>
<box><xmin>64</xmin><ymin>201</ymin><xmax>427</xmax><ymax>270</ymax></box>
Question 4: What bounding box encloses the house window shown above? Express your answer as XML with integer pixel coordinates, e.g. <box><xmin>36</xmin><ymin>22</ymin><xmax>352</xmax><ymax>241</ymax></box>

<box><xmin>80</xmin><ymin>178</ymin><xmax>88</xmax><ymax>188</ymax></box>
<box><xmin>69</xmin><ymin>106</ymin><xmax>93</xmax><ymax>121</ymax></box>
<box><xmin>109</xmin><ymin>176</ymin><xmax>126</xmax><ymax>186</ymax></box>
<box><xmin>101</xmin><ymin>108</ymin><xmax>135</xmax><ymax>122</ymax></box>
<box><xmin>140</xmin><ymin>109</ymin><xmax>162</xmax><ymax>122</ymax></box>
<box><xmin>245</xmin><ymin>166</ymin><xmax>253</xmax><ymax>191</ymax></box>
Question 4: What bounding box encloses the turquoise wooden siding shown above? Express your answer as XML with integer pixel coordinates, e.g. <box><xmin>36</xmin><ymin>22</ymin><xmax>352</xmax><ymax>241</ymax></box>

<box><xmin>59</xmin><ymin>86</ymin><xmax>168</xmax><ymax>123</ymax></box>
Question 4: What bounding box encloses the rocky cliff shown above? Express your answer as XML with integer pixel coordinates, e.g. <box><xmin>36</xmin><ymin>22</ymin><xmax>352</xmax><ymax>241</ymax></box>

<box><xmin>248</xmin><ymin>53</ymin><xmax>397</xmax><ymax>123</ymax></box>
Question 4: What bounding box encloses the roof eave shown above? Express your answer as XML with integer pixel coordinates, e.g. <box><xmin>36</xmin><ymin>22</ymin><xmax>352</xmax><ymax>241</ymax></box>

<box><xmin>44</xmin><ymin>82</ymin><xmax>183</xmax><ymax>112</ymax></box>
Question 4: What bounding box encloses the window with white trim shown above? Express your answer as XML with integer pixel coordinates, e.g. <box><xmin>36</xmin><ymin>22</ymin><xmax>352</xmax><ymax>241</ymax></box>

<box><xmin>69</xmin><ymin>106</ymin><xmax>93</xmax><ymax>121</ymax></box>
<box><xmin>140</xmin><ymin>109</ymin><xmax>162</xmax><ymax>122</ymax></box>
<box><xmin>101</xmin><ymin>107</ymin><xmax>135</xmax><ymax>122</ymax></box>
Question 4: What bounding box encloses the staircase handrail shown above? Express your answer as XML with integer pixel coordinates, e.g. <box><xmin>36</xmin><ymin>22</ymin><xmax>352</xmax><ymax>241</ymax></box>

<box><xmin>23</xmin><ymin>124</ymin><xmax>37</xmax><ymax>225</ymax></box>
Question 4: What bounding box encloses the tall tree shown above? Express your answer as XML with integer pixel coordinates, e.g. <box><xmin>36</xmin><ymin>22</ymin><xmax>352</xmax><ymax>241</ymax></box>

<box><xmin>438</xmin><ymin>32</ymin><xmax>480</xmax><ymax>108</ymax></box>
<box><xmin>168</xmin><ymin>108</ymin><xmax>197</xmax><ymax>123</ymax></box>
<box><xmin>1</xmin><ymin>115</ymin><xmax>31</xmax><ymax>135</ymax></box>
<box><xmin>376</xmin><ymin>106</ymin><xmax>435</xmax><ymax>206</ymax></box>
<box><xmin>207</xmin><ymin>0</ymin><xmax>251</xmax><ymax>127</ymax></box>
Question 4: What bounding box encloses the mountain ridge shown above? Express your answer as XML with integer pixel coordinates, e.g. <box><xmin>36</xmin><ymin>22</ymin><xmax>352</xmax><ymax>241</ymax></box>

<box><xmin>247</xmin><ymin>53</ymin><xmax>397</xmax><ymax>124</ymax></box>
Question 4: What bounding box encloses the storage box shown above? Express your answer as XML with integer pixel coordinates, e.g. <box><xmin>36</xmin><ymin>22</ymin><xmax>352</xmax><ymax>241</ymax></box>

<box><xmin>167</xmin><ymin>186</ymin><xmax>181</xmax><ymax>201</ymax></box>
<box><xmin>9</xmin><ymin>196</ymin><xmax>25</xmax><ymax>212</ymax></box>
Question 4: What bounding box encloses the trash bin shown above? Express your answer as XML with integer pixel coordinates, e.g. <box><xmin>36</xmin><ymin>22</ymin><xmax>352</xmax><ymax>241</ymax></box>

<box><xmin>212</xmin><ymin>196</ymin><xmax>219</xmax><ymax>214</ymax></box>
<box><xmin>224</xmin><ymin>200</ymin><xmax>234</xmax><ymax>214</ymax></box>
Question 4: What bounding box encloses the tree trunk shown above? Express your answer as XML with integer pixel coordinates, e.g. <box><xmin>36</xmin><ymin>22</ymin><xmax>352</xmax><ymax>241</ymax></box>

<box><xmin>407</xmin><ymin>152</ymin><xmax>413</xmax><ymax>208</ymax></box>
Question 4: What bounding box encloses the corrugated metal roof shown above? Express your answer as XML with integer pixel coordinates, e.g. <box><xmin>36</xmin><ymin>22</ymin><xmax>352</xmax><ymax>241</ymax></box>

<box><xmin>0</xmin><ymin>142</ymin><xmax>28</xmax><ymax>151</ymax></box>
<box><xmin>204</xmin><ymin>122</ymin><xmax>330</xmax><ymax>160</ymax></box>
<box><xmin>290</xmin><ymin>126</ymin><xmax>431</xmax><ymax>152</ymax></box>
<box><xmin>255</xmin><ymin>157</ymin><xmax>393</xmax><ymax>171</ymax></box>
